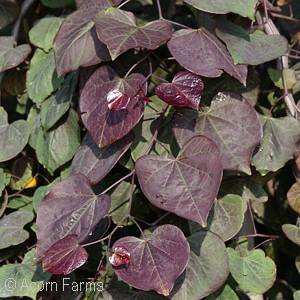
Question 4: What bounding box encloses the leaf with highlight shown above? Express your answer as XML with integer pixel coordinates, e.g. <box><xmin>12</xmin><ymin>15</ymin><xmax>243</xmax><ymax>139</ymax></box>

<box><xmin>94</xmin><ymin>8</ymin><xmax>172</xmax><ymax>60</ymax></box>
<box><xmin>287</xmin><ymin>183</ymin><xmax>300</xmax><ymax>214</ymax></box>
<box><xmin>168</xmin><ymin>28</ymin><xmax>247</xmax><ymax>84</ymax></box>
<box><xmin>36</xmin><ymin>174</ymin><xmax>111</xmax><ymax>261</ymax></box>
<box><xmin>136</xmin><ymin>135</ymin><xmax>222</xmax><ymax>226</ymax></box>
<box><xmin>282</xmin><ymin>224</ymin><xmax>300</xmax><ymax>246</ymax></box>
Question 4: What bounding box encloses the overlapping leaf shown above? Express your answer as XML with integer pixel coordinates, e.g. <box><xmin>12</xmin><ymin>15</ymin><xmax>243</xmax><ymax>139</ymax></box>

<box><xmin>0</xmin><ymin>211</ymin><xmax>34</xmax><ymax>249</ymax></box>
<box><xmin>170</xmin><ymin>231</ymin><xmax>229</xmax><ymax>299</ymax></box>
<box><xmin>0</xmin><ymin>0</ymin><xmax>19</xmax><ymax>29</ymax></box>
<box><xmin>155</xmin><ymin>71</ymin><xmax>204</xmax><ymax>109</ymax></box>
<box><xmin>0</xmin><ymin>107</ymin><xmax>30</xmax><ymax>162</ymax></box>
<box><xmin>282</xmin><ymin>224</ymin><xmax>300</xmax><ymax>246</ymax></box>
<box><xmin>287</xmin><ymin>183</ymin><xmax>300</xmax><ymax>214</ymax></box>
<box><xmin>71</xmin><ymin>132</ymin><xmax>134</xmax><ymax>184</ymax></box>
<box><xmin>53</xmin><ymin>0</ymin><xmax>111</xmax><ymax>76</ymax></box>
<box><xmin>42</xmin><ymin>234</ymin><xmax>88</xmax><ymax>275</ymax></box>
<box><xmin>173</xmin><ymin>99</ymin><xmax>262</xmax><ymax>174</ymax></box>
<box><xmin>136</xmin><ymin>135</ymin><xmax>223</xmax><ymax>226</ymax></box>
<box><xmin>35</xmin><ymin>174</ymin><xmax>111</xmax><ymax>261</ymax></box>
<box><xmin>0</xmin><ymin>37</ymin><xmax>31</xmax><ymax>72</ymax></box>
<box><xmin>205</xmin><ymin>284</ymin><xmax>239</xmax><ymax>300</ymax></box>
<box><xmin>216</xmin><ymin>19</ymin><xmax>288</xmax><ymax>65</ymax></box>
<box><xmin>252</xmin><ymin>115</ymin><xmax>300</xmax><ymax>175</ymax></box>
<box><xmin>94</xmin><ymin>8</ymin><xmax>172</xmax><ymax>60</ymax></box>
<box><xmin>168</xmin><ymin>28</ymin><xmax>247</xmax><ymax>84</ymax></box>
<box><xmin>79</xmin><ymin>65</ymin><xmax>147</xmax><ymax>147</ymax></box>
<box><xmin>228</xmin><ymin>248</ymin><xmax>276</xmax><ymax>295</ymax></box>
<box><xmin>183</xmin><ymin>0</ymin><xmax>257</xmax><ymax>20</ymax></box>
<box><xmin>111</xmin><ymin>224</ymin><xmax>189</xmax><ymax>296</ymax></box>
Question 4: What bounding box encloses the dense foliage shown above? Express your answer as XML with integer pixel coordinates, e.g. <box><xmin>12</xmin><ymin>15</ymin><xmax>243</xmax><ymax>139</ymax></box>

<box><xmin>0</xmin><ymin>0</ymin><xmax>299</xmax><ymax>299</ymax></box>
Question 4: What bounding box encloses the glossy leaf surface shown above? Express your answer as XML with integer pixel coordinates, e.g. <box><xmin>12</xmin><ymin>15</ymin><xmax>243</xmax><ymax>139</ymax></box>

<box><xmin>173</xmin><ymin>99</ymin><xmax>262</xmax><ymax>174</ymax></box>
<box><xmin>0</xmin><ymin>37</ymin><xmax>31</xmax><ymax>72</ymax></box>
<box><xmin>168</xmin><ymin>28</ymin><xmax>247</xmax><ymax>84</ymax></box>
<box><xmin>0</xmin><ymin>107</ymin><xmax>30</xmax><ymax>162</ymax></box>
<box><xmin>155</xmin><ymin>71</ymin><xmax>204</xmax><ymax>109</ymax></box>
<box><xmin>252</xmin><ymin>115</ymin><xmax>300</xmax><ymax>175</ymax></box>
<box><xmin>0</xmin><ymin>211</ymin><xmax>34</xmax><ymax>249</ymax></box>
<box><xmin>171</xmin><ymin>231</ymin><xmax>229</xmax><ymax>299</ymax></box>
<box><xmin>111</xmin><ymin>225</ymin><xmax>189</xmax><ymax>296</ymax></box>
<box><xmin>136</xmin><ymin>135</ymin><xmax>222</xmax><ymax>226</ymax></box>
<box><xmin>36</xmin><ymin>174</ymin><xmax>111</xmax><ymax>260</ymax></box>
<box><xmin>71</xmin><ymin>132</ymin><xmax>134</xmax><ymax>184</ymax></box>
<box><xmin>42</xmin><ymin>234</ymin><xmax>88</xmax><ymax>275</ymax></box>
<box><xmin>53</xmin><ymin>0</ymin><xmax>111</xmax><ymax>76</ymax></box>
<box><xmin>79</xmin><ymin>65</ymin><xmax>147</xmax><ymax>147</ymax></box>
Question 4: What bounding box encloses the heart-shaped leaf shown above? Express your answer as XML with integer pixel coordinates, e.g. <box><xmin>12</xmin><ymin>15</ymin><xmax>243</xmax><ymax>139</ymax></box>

<box><xmin>287</xmin><ymin>183</ymin><xmax>300</xmax><ymax>214</ymax></box>
<box><xmin>252</xmin><ymin>115</ymin><xmax>300</xmax><ymax>175</ymax></box>
<box><xmin>136</xmin><ymin>135</ymin><xmax>222</xmax><ymax>226</ymax></box>
<box><xmin>228</xmin><ymin>248</ymin><xmax>276</xmax><ymax>295</ymax></box>
<box><xmin>71</xmin><ymin>131</ymin><xmax>134</xmax><ymax>184</ymax></box>
<box><xmin>183</xmin><ymin>0</ymin><xmax>257</xmax><ymax>20</ymax></box>
<box><xmin>282</xmin><ymin>224</ymin><xmax>300</xmax><ymax>246</ymax></box>
<box><xmin>172</xmin><ymin>99</ymin><xmax>262</xmax><ymax>174</ymax></box>
<box><xmin>155</xmin><ymin>71</ymin><xmax>204</xmax><ymax>109</ymax></box>
<box><xmin>111</xmin><ymin>224</ymin><xmax>190</xmax><ymax>296</ymax></box>
<box><xmin>205</xmin><ymin>284</ymin><xmax>239</xmax><ymax>300</ymax></box>
<box><xmin>216</xmin><ymin>19</ymin><xmax>288</xmax><ymax>65</ymax></box>
<box><xmin>79</xmin><ymin>65</ymin><xmax>147</xmax><ymax>147</ymax></box>
<box><xmin>42</xmin><ymin>234</ymin><xmax>88</xmax><ymax>275</ymax></box>
<box><xmin>0</xmin><ymin>211</ymin><xmax>34</xmax><ymax>249</ymax></box>
<box><xmin>94</xmin><ymin>7</ymin><xmax>172</xmax><ymax>60</ymax></box>
<box><xmin>53</xmin><ymin>0</ymin><xmax>111</xmax><ymax>76</ymax></box>
<box><xmin>168</xmin><ymin>28</ymin><xmax>247</xmax><ymax>85</ymax></box>
<box><xmin>0</xmin><ymin>107</ymin><xmax>30</xmax><ymax>162</ymax></box>
<box><xmin>170</xmin><ymin>231</ymin><xmax>229</xmax><ymax>299</ymax></box>
<box><xmin>36</xmin><ymin>173</ymin><xmax>111</xmax><ymax>261</ymax></box>
<box><xmin>0</xmin><ymin>37</ymin><xmax>31</xmax><ymax>72</ymax></box>
<box><xmin>0</xmin><ymin>0</ymin><xmax>19</xmax><ymax>30</ymax></box>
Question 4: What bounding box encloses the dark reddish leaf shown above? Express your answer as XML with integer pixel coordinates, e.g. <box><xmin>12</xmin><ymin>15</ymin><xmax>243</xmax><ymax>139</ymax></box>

<box><xmin>172</xmin><ymin>99</ymin><xmax>262</xmax><ymax>174</ymax></box>
<box><xmin>135</xmin><ymin>135</ymin><xmax>222</xmax><ymax>226</ymax></box>
<box><xmin>53</xmin><ymin>0</ymin><xmax>111</xmax><ymax>76</ymax></box>
<box><xmin>36</xmin><ymin>174</ymin><xmax>111</xmax><ymax>261</ymax></box>
<box><xmin>168</xmin><ymin>28</ymin><xmax>247</xmax><ymax>84</ymax></box>
<box><xmin>94</xmin><ymin>8</ymin><xmax>173</xmax><ymax>60</ymax></box>
<box><xmin>71</xmin><ymin>131</ymin><xmax>134</xmax><ymax>185</ymax></box>
<box><xmin>155</xmin><ymin>71</ymin><xmax>204</xmax><ymax>109</ymax></box>
<box><xmin>42</xmin><ymin>234</ymin><xmax>88</xmax><ymax>275</ymax></box>
<box><xmin>107</xmin><ymin>89</ymin><xmax>130</xmax><ymax>111</ymax></box>
<box><xmin>79</xmin><ymin>65</ymin><xmax>147</xmax><ymax>147</ymax></box>
<box><xmin>111</xmin><ymin>224</ymin><xmax>189</xmax><ymax>296</ymax></box>
<box><xmin>109</xmin><ymin>246</ymin><xmax>131</xmax><ymax>267</ymax></box>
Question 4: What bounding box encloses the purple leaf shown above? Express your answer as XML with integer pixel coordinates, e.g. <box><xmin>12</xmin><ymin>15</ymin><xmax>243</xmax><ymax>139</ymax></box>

<box><xmin>172</xmin><ymin>99</ymin><xmax>262</xmax><ymax>174</ymax></box>
<box><xmin>71</xmin><ymin>132</ymin><xmax>134</xmax><ymax>185</ymax></box>
<box><xmin>42</xmin><ymin>234</ymin><xmax>88</xmax><ymax>275</ymax></box>
<box><xmin>94</xmin><ymin>8</ymin><xmax>173</xmax><ymax>60</ymax></box>
<box><xmin>111</xmin><ymin>224</ymin><xmax>189</xmax><ymax>296</ymax></box>
<box><xmin>79</xmin><ymin>65</ymin><xmax>147</xmax><ymax>147</ymax></box>
<box><xmin>135</xmin><ymin>135</ymin><xmax>223</xmax><ymax>226</ymax></box>
<box><xmin>109</xmin><ymin>246</ymin><xmax>131</xmax><ymax>267</ymax></box>
<box><xmin>168</xmin><ymin>28</ymin><xmax>247</xmax><ymax>84</ymax></box>
<box><xmin>155</xmin><ymin>71</ymin><xmax>204</xmax><ymax>109</ymax></box>
<box><xmin>53</xmin><ymin>0</ymin><xmax>111</xmax><ymax>76</ymax></box>
<box><xmin>36</xmin><ymin>174</ymin><xmax>111</xmax><ymax>261</ymax></box>
<box><xmin>107</xmin><ymin>89</ymin><xmax>130</xmax><ymax>111</ymax></box>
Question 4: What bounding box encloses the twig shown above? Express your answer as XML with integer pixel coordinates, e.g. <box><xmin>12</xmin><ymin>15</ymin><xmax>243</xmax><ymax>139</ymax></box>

<box><xmin>248</xmin><ymin>200</ymin><xmax>257</xmax><ymax>234</ymax></box>
<box><xmin>270</xmin><ymin>12</ymin><xmax>300</xmax><ymax>24</ymax></box>
<box><xmin>117</xmin><ymin>0</ymin><xmax>132</xmax><ymax>9</ymax></box>
<box><xmin>236</xmin><ymin>233</ymin><xmax>280</xmax><ymax>239</ymax></box>
<box><xmin>125</xmin><ymin>55</ymin><xmax>149</xmax><ymax>78</ymax></box>
<box><xmin>101</xmin><ymin>171</ymin><xmax>134</xmax><ymax>195</ymax></box>
<box><xmin>155</xmin><ymin>0</ymin><xmax>163</xmax><ymax>19</ymax></box>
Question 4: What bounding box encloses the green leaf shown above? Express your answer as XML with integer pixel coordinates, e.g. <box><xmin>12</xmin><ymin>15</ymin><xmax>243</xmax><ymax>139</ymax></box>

<box><xmin>205</xmin><ymin>284</ymin><xmax>239</xmax><ymax>300</ymax></box>
<box><xmin>296</xmin><ymin>254</ymin><xmax>300</xmax><ymax>275</ymax></box>
<box><xmin>36</xmin><ymin>108</ymin><xmax>80</xmax><ymax>174</ymax></box>
<box><xmin>41</xmin><ymin>0</ymin><xmax>75</xmax><ymax>8</ymax></box>
<box><xmin>171</xmin><ymin>231</ymin><xmax>229</xmax><ymax>299</ymax></box>
<box><xmin>216</xmin><ymin>20</ymin><xmax>288</xmax><ymax>65</ymax></box>
<box><xmin>0</xmin><ymin>192</ymin><xmax>8</xmax><ymax>219</ymax></box>
<box><xmin>282</xmin><ymin>224</ymin><xmax>300</xmax><ymax>246</ymax></box>
<box><xmin>0</xmin><ymin>107</ymin><xmax>30</xmax><ymax>162</ymax></box>
<box><xmin>228</xmin><ymin>247</ymin><xmax>276</xmax><ymax>295</ymax></box>
<box><xmin>27</xmin><ymin>105</ymin><xmax>41</xmax><ymax>150</ymax></box>
<box><xmin>183</xmin><ymin>0</ymin><xmax>257</xmax><ymax>20</ymax></box>
<box><xmin>40</xmin><ymin>71</ymin><xmax>78</xmax><ymax>130</ymax></box>
<box><xmin>0</xmin><ymin>0</ymin><xmax>19</xmax><ymax>29</ymax></box>
<box><xmin>29</xmin><ymin>16</ymin><xmax>64</xmax><ymax>52</ymax></box>
<box><xmin>0</xmin><ymin>249</ymin><xmax>51</xmax><ymax>299</ymax></box>
<box><xmin>268</xmin><ymin>68</ymin><xmax>297</xmax><ymax>89</ymax></box>
<box><xmin>294</xmin><ymin>290</ymin><xmax>300</xmax><ymax>300</ymax></box>
<box><xmin>252</xmin><ymin>115</ymin><xmax>300</xmax><ymax>175</ymax></box>
<box><xmin>7</xmin><ymin>196</ymin><xmax>33</xmax><ymax>212</ymax></box>
<box><xmin>0</xmin><ymin>37</ymin><xmax>31</xmax><ymax>72</ymax></box>
<box><xmin>26</xmin><ymin>49</ymin><xmax>63</xmax><ymax>106</ymax></box>
<box><xmin>10</xmin><ymin>157</ymin><xmax>35</xmax><ymax>190</ymax></box>
<box><xmin>287</xmin><ymin>182</ymin><xmax>300</xmax><ymax>214</ymax></box>
<box><xmin>0</xmin><ymin>168</ymin><xmax>5</xmax><ymax>196</ymax></box>
<box><xmin>0</xmin><ymin>211</ymin><xmax>34</xmax><ymax>249</ymax></box>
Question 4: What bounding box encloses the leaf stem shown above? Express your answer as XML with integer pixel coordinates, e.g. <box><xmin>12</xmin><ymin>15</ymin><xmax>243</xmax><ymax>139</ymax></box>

<box><xmin>101</xmin><ymin>171</ymin><xmax>134</xmax><ymax>195</ymax></box>
<box><xmin>117</xmin><ymin>0</ymin><xmax>132</xmax><ymax>9</ymax></box>
<box><xmin>236</xmin><ymin>233</ymin><xmax>280</xmax><ymax>239</ymax></box>
<box><xmin>125</xmin><ymin>54</ymin><xmax>149</xmax><ymax>78</ymax></box>
<box><xmin>155</xmin><ymin>0</ymin><xmax>163</xmax><ymax>19</ymax></box>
